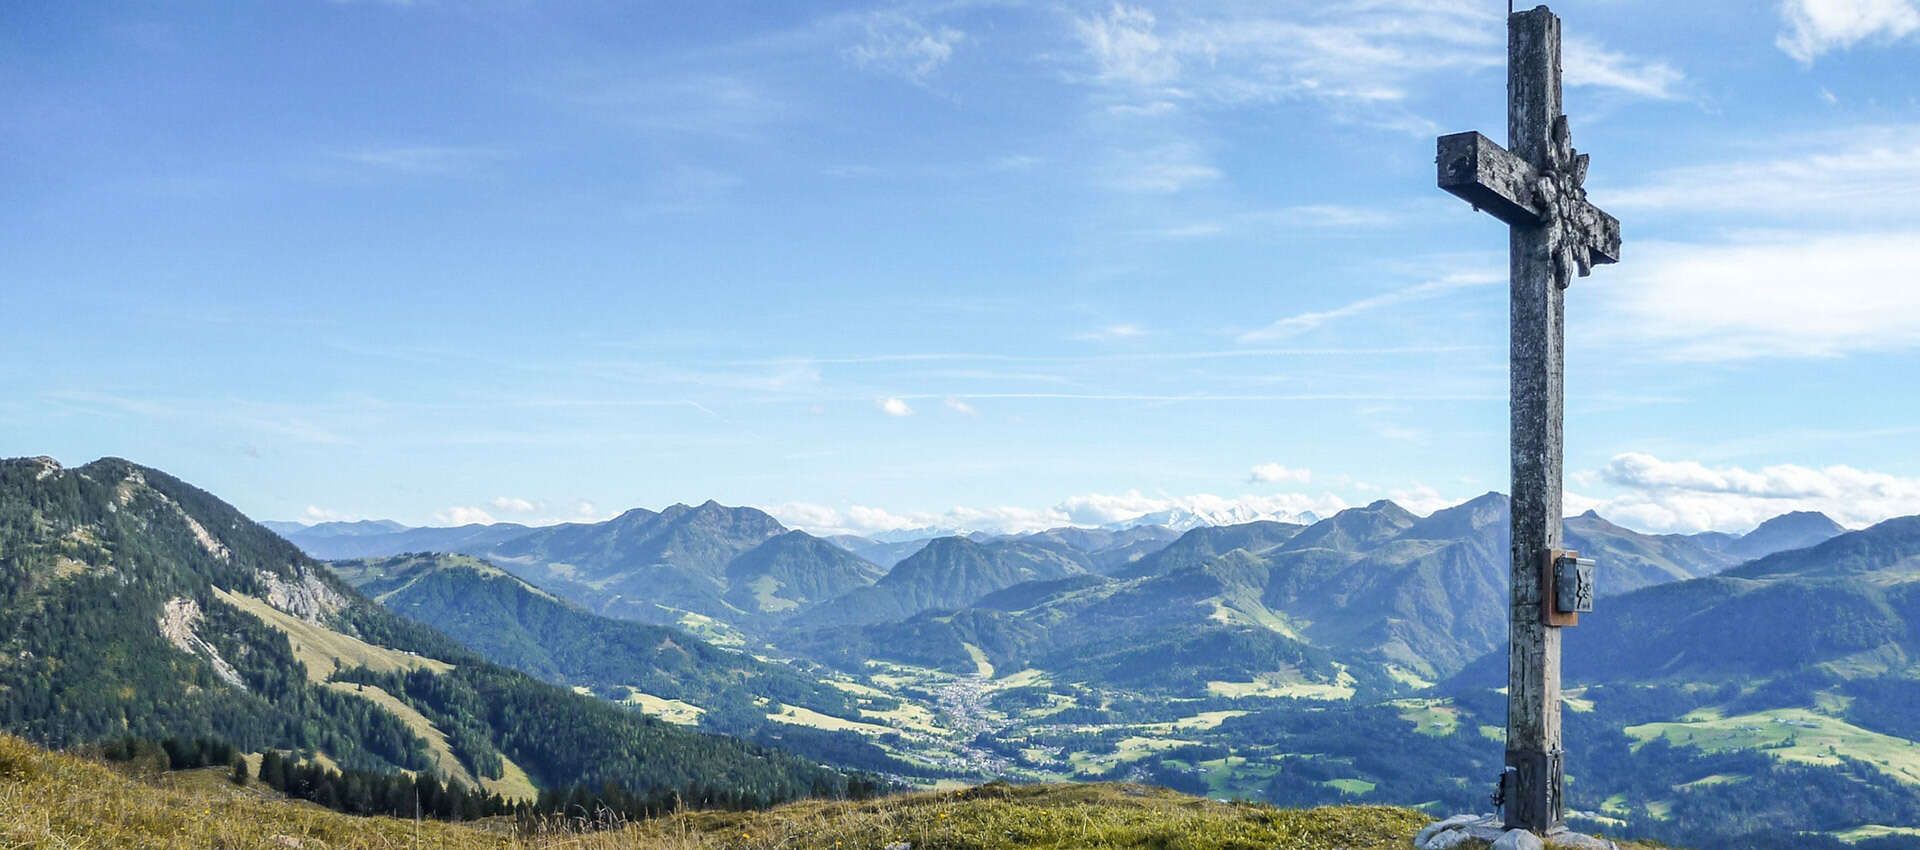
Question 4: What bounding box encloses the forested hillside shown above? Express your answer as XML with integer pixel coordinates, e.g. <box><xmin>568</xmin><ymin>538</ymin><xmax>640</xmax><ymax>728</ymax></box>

<box><xmin>325</xmin><ymin>552</ymin><xmax>919</xmax><ymax>775</ymax></box>
<box><xmin>0</xmin><ymin>457</ymin><xmax>872</xmax><ymax>809</ymax></box>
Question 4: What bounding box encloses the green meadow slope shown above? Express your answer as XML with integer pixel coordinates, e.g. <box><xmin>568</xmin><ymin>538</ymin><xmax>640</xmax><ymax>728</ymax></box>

<box><xmin>0</xmin><ymin>732</ymin><xmax>1673</xmax><ymax>850</ymax></box>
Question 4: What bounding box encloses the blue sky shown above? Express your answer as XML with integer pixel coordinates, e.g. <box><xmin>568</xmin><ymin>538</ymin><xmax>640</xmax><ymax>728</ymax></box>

<box><xmin>6</xmin><ymin>1</ymin><xmax>1920</xmax><ymax>536</ymax></box>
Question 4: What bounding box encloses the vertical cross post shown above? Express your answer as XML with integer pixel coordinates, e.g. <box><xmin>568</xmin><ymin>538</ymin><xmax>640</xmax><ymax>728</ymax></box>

<box><xmin>1505</xmin><ymin>8</ymin><xmax>1565</xmax><ymax>834</ymax></box>
<box><xmin>1437</xmin><ymin>5</ymin><xmax>1619</xmax><ymax>835</ymax></box>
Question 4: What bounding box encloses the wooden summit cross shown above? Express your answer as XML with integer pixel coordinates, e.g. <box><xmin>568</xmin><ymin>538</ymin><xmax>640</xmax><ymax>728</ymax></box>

<box><xmin>1437</xmin><ymin>5</ymin><xmax>1620</xmax><ymax>836</ymax></box>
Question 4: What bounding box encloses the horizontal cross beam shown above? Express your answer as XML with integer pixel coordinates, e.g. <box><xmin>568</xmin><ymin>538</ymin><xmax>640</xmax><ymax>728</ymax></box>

<box><xmin>1437</xmin><ymin>131</ymin><xmax>1620</xmax><ymax>266</ymax></box>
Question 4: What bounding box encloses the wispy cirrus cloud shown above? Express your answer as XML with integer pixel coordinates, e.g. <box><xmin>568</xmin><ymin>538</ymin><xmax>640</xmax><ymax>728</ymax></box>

<box><xmin>1564</xmin><ymin>36</ymin><xmax>1686</xmax><ymax>101</ymax></box>
<box><xmin>845</xmin><ymin>11</ymin><xmax>965</xmax><ymax>82</ymax></box>
<box><xmin>44</xmin><ymin>390</ymin><xmax>356</xmax><ymax>446</ymax></box>
<box><xmin>1597</xmin><ymin>127</ymin><xmax>1920</xmax><ymax>361</ymax></box>
<box><xmin>1147</xmin><ymin>204</ymin><xmax>1400</xmax><ymax>241</ymax></box>
<box><xmin>1067</xmin><ymin>2</ymin><xmax>1681</xmax><ymax>130</ymax></box>
<box><xmin>1102</xmin><ymin>142</ymin><xmax>1221</xmax><ymax>193</ymax></box>
<box><xmin>1237</xmin><ymin>271</ymin><xmax>1500</xmax><ymax>342</ymax></box>
<box><xmin>1608</xmin><ymin>125</ymin><xmax>1920</xmax><ymax>220</ymax></box>
<box><xmin>1074</xmin><ymin>323</ymin><xmax>1146</xmax><ymax>341</ymax></box>
<box><xmin>569</xmin><ymin>74</ymin><xmax>787</xmax><ymax>139</ymax></box>
<box><xmin>328</xmin><ymin>144</ymin><xmax>503</xmax><ymax>175</ymax></box>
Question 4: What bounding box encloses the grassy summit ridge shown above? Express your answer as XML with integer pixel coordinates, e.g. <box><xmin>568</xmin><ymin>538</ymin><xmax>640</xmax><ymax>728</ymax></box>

<box><xmin>0</xmin><ymin>731</ymin><xmax>1670</xmax><ymax>850</ymax></box>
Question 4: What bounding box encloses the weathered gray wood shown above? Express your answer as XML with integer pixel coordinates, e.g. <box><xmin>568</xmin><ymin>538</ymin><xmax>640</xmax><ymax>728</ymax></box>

<box><xmin>1507</xmin><ymin>6</ymin><xmax>1567</xmax><ymax>833</ymax></box>
<box><xmin>1438</xmin><ymin>132</ymin><xmax>1540</xmax><ymax>227</ymax></box>
<box><xmin>1434</xmin><ymin>4</ymin><xmax>1624</xmax><ymax>835</ymax></box>
<box><xmin>1435</xmin><ymin>132</ymin><xmax>1621</xmax><ymax>269</ymax></box>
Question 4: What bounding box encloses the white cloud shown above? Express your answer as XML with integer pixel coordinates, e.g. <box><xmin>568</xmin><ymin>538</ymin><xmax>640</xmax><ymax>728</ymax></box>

<box><xmin>767</xmin><ymin>502</ymin><xmax>1055</xmax><ymax>537</ymax></box>
<box><xmin>1238</xmin><ymin>271</ymin><xmax>1500</xmax><ymax>342</ymax></box>
<box><xmin>943</xmin><ymin>397</ymin><xmax>979</xmax><ymax>416</ymax></box>
<box><xmin>489</xmin><ymin>496</ymin><xmax>540</xmax><ymax>514</ymax></box>
<box><xmin>1055</xmin><ymin>490</ymin><xmax>1346</xmax><ymax>528</ymax></box>
<box><xmin>1602</xmin><ymin>232</ymin><xmax>1920</xmax><ymax>360</ymax></box>
<box><xmin>1076</xmin><ymin>323</ymin><xmax>1146</xmax><ymax>341</ymax></box>
<box><xmin>844</xmin><ymin>504</ymin><xmax>936</xmax><ymax>533</ymax></box>
<box><xmin>1151</xmin><ymin>204</ymin><xmax>1399</xmax><ymax>241</ymax></box>
<box><xmin>770</xmin><ymin>490</ymin><xmax>1351</xmax><ymax>537</ymax></box>
<box><xmin>434</xmin><ymin>505</ymin><xmax>498</xmax><ymax>526</ymax></box>
<box><xmin>767</xmin><ymin>501</ymin><xmax>854</xmax><ymax>532</ymax></box>
<box><xmin>1249</xmin><ymin>463</ymin><xmax>1313</xmax><ymax>484</ymax></box>
<box><xmin>1778</xmin><ymin>0</ymin><xmax>1920</xmax><ymax>63</ymax></box>
<box><xmin>1068</xmin><ymin>2</ymin><xmax>1678</xmax><ymax>132</ymax></box>
<box><xmin>571</xmin><ymin>500</ymin><xmax>601</xmax><ymax>520</ymax></box>
<box><xmin>1075</xmin><ymin>4</ymin><xmax>1180</xmax><ymax>86</ymax></box>
<box><xmin>879</xmin><ymin>397</ymin><xmax>915</xmax><ymax>416</ymax></box>
<box><xmin>1597</xmin><ymin>127</ymin><xmax>1920</xmax><ymax>360</ymax></box>
<box><xmin>1105</xmin><ymin>143</ymin><xmax>1221</xmax><ymax>193</ymax></box>
<box><xmin>301</xmin><ymin>505</ymin><xmax>354</xmax><ymax>523</ymax></box>
<box><xmin>1585</xmin><ymin>452</ymin><xmax>1920</xmax><ymax>532</ymax></box>
<box><xmin>1386</xmin><ymin>484</ymin><xmax>1457</xmax><ymax>516</ymax></box>
<box><xmin>1564</xmin><ymin>37</ymin><xmax>1685</xmax><ymax>100</ymax></box>
<box><xmin>845</xmin><ymin>12</ymin><xmax>964</xmax><ymax>82</ymax></box>
<box><xmin>1609</xmin><ymin>126</ymin><xmax>1920</xmax><ymax>220</ymax></box>
<box><xmin>329</xmin><ymin>145</ymin><xmax>500</xmax><ymax>175</ymax></box>
<box><xmin>572</xmin><ymin>74</ymin><xmax>784</xmax><ymax>140</ymax></box>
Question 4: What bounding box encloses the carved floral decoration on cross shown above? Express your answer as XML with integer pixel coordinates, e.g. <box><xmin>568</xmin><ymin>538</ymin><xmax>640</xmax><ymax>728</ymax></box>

<box><xmin>1538</xmin><ymin>115</ymin><xmax>1601</xmax><ymax>289</ymax></box>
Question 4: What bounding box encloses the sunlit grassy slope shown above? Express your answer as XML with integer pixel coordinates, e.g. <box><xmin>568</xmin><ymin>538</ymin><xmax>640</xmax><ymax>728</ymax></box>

<box><xmin>0</xmin><ymin>733</ymin><xmax>1663</xmax><ymax>850</ymax></box>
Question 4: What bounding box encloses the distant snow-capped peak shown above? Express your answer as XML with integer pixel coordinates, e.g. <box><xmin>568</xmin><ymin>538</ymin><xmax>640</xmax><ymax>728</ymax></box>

<box><xmin>1101</xmin><ymin>506</ymin><xmax>1321</xmax><ymax>532</ymax></box>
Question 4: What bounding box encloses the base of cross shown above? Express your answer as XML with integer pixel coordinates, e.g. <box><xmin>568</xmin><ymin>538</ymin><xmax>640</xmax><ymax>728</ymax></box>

<box><xmin>1414</xmin><ymin>813</ymin><xmax>1620</xmax><ymax>850</ymax></box>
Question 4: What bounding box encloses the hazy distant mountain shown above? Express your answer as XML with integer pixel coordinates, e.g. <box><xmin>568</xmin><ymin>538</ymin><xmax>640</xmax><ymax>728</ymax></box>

<box><xmin>261</xmin><ymin>518</ymin><xmax>407</xmax><ymax>538</ymax></box>
<box><xmin>790</xmin><ymin>536</ymin><xmax>1090</xmax><ymax>628</ymax></box>
<box><xmin>1436</xmin><ymin>516</ymin><xmax>1920</xmax><ymax>694</ymax></box>
<box><xmin>495</xmin><ymin>501</ymin><xmax>786</xmax><ymax>577</ymax></box>
<box><xmin>722</xmin><ymin>531</ymin><xmax>887</xmax><ymax>617</ymax></box>
<box><xmin>1283</xmin><ymin>499</ymin><xmax>1418</xmax><ymax>553</ymax></box>
<box><xmin>794</xmin><ymin>494</ymin><xmax>1750</xmax><ymax>687</ymax></box>
<box><xmin>861</xmin><ymin>526</ymin><xmax>961</xmax><ymax>544</ymax></box>
<box><xmin>989</xmin><ymin>525</ymin><xmax>1184</xmax><ymax>574</ymax></box>
<box><xmin>278</xmin><ymin>521</ymin><xmax>535</xmax><ymax>560</ymax></box>
<box><xmin>827</xmin><ymin>525</ymin><xmax>1183</xmax><ymax>572</ymax></box>
<box><xmin>1111</xmin><ymin>519</ymin><xmax>1308</xmax><ymax>580</ymax></box>
<box><xmin>826</xmin><ymin>534</ymin><xmax>937</xmax><ymax>569</ymax></box>
<box><xmin>269</xmin><ymin>492</ymin><xmax>1841</xmax><ymax>685</ymax></box>
<box><xmin>1727</xmin><ymin>510</ymin><xmax>1848</xmax><ymax>560</ymax></box>
<box><xmin>1566</xmin><ymin>510</ymin><xmax>1743</xmax><ymax>592</ymax></box>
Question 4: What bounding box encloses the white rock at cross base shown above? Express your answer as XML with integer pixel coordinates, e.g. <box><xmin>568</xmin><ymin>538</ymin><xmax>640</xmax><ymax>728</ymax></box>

<box><xmin>1415</xmin><ymin>814</ymin><xmax>1479</xmax><ymax>846</ymax></box>
<box><xmin>1491</xmin><ymin>828</ymin><xmax>1545</xmax><ymax>850</ymax></box>
<box><xmin>1426</xmin><ymin>829</ymin><xmax>1480</xmax><ymax>850</ymax></box>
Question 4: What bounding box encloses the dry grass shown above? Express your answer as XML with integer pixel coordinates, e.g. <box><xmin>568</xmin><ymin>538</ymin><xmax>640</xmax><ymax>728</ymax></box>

<box><xmin>213</xmin><ymin>588</ymin><xmax>452</xmax><ymax>683</ymax></box>
<box><xmin>622</xmin><ymin>782</ymin><xmax>1428</xmax><ymax>850</ymax></box>
<box><xmin>0</xmin><ymin>734</ymin><xmax>1669</xmax><ymax>850</ymax></box>
<box><xmin>0</xmin><ymin>733</ymin><xmax>507</xmax><ymax>850</ymax></box>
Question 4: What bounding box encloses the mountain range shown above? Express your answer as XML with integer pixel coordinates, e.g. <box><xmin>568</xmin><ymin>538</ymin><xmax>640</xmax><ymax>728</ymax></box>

<box><xmin>10</xmin><ymin>454</ymin><xmax>1914</xmax><ymax>848</ymax></box>
<box><xmin>275</xmin><ymin>490</ymin><xmax>1847</xmax><ymax>690</ymax></box>
<box><xmin>789</xmin><ymin>493</ymin><xmax>1817</xmax><ymax>690</ymax></box>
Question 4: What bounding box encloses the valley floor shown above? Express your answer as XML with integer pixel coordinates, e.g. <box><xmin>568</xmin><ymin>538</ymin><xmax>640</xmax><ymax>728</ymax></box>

<box><xmin>0</xmin><ymin>733</ymin><xmax>1661</xmax><ymax>850</ymax></box>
